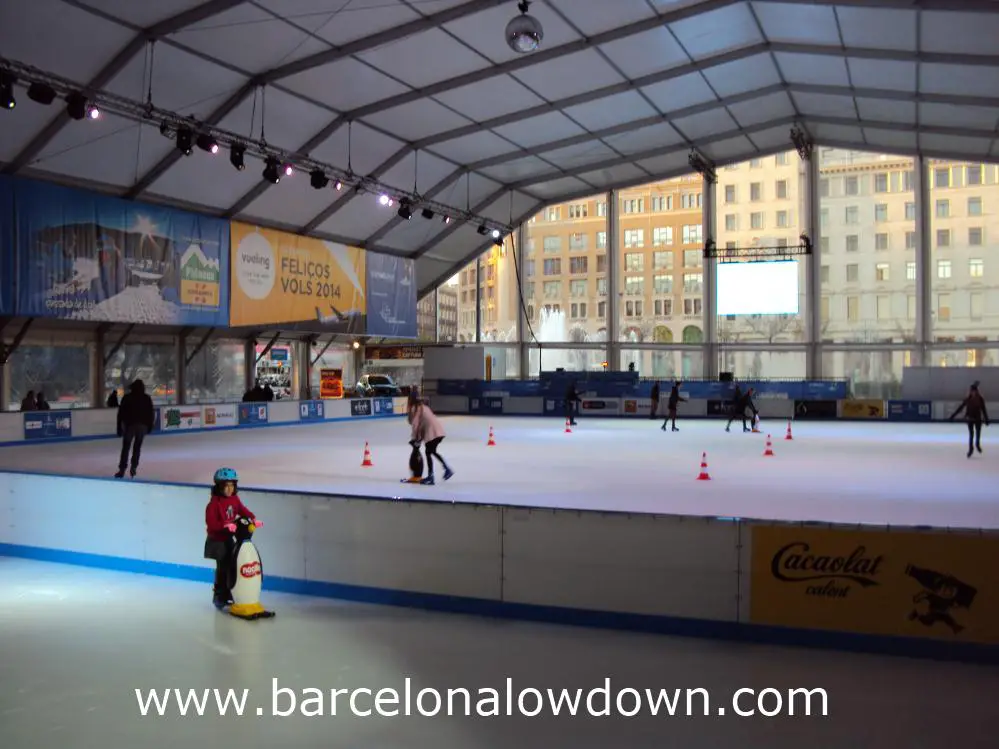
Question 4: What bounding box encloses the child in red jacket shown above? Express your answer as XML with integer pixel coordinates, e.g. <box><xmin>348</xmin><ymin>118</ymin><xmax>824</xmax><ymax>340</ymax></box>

<box><xmin>204</xmin><ymin>467</ymin><xmax>259</xmax><ymax>608</ymax></box>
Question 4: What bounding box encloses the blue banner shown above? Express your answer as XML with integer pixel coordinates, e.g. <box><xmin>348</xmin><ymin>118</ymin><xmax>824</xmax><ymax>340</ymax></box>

<box><xmin>469</xmin><ymin>396</ymin><xmax>503</xmax><ymax>415</ymax></box>
<box><xmin>13</xmin><ymin>177</ymin><xmax>229</xmax><ymax>325</ymax></box>
<box><xmin>365</xmin><ymin>252</ymin><xmax>416</xmax><ymax>338</ymax></box>
<box><xmin>372</xmin><ymin>397</ymin><xmax>394</xmax><ymax>415</ymax></box>
<box><xmin>23</xmin><ymin>410</ymin><xmax>72</xmax><ymax>440</ymax></box>
<box><xmin>0</xmin><ymin>176</ymin><xmax>12</xmax><ymax>315</ymax></box>
<box><xmin>299</xmin><ymin>400</ymin><xmax>325</xmax><ymax>421</ymax></box>
<box><xmin>239</xmin><ymin>403</ymin><xmax>268</xmax><ymax>425</ymax></box>
<box><xmin>351</xmin><ymin>398</ymin><xmax>372</xmax><ymax>417</ymax></box>
<box><xmin>887</xmin><ymin>400</ymin><xmax>933</xmax><ymax>422</ymax></box>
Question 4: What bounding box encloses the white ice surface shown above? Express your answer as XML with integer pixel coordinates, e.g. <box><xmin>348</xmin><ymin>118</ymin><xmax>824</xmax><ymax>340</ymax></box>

<box><xmin>0</xmin><ymin>416</ymin><xmax>996</xmax><ymax>528</ymax></box>
<box><xmin>1</xmin><ymin>557</ymin><xmax>997</xmax><ymax>749</ymax></box>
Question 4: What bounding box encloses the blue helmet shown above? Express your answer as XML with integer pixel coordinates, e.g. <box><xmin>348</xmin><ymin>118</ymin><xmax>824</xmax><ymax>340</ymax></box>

<box><xmin>213</xmin><ymin>467</ymin><xmax>238</xmax><ymax>483</ymax></box>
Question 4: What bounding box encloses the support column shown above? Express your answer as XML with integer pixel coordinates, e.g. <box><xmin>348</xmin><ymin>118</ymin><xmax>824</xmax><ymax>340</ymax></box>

<box><xmin>702</xmin><ymin>179</ymin><xmax>718</xmax><ymax>379</ymax></box>
<box><xmin>474</xmin><ymin>256</ymin><xmax>482</xmax><ymax>343</ymax></box>
<box><xmin>516</xmin><ymin>222</ymin><xmax>530</xmax><ymax>379</ymax></box>
<box><xmin>298</xmin><ymin>340</ymin><xmax>312</xmax><ymax>400</ymax></box>
<box><xmin>915</xmin><ymin>155</ymin><xmax>931</xmax><ymax>366</ymax></box>
<box><xmin>244</xmin><ymin>339</ymin><xmax>255</xmax><ymax>393</ymax></box>
<box><xmin>806</xmin><ymin>152</ymin><xmax>822</xmax><ymax>379</ymax></box>
<box><xmin>606</xmin><ymin>189</ymin><xmax>620</xmax><ymax>371</ymax></box>
<box><xmin>176</xmin><ymin>332</ymin><xmax>187</xmax><ymax>405</ymax></box>
<box><xmin>94</xmin><ymin>327</ymin><xmax>106</xmax><ymax>407</ymax></box>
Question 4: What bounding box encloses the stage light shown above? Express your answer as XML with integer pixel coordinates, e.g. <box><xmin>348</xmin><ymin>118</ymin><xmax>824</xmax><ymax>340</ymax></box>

<box><xmin>87</xmin><ymin>104</ymin><xmax>100</xmax><ymax>119</ymax></box>
<box><xmin>310</xmin><ymin>169</ymin><xmax>329</xmax><ymax>189</ymax></box>
<box><xmin>0</xmin><ymin>74</ymin><xmax>14</xmax><ymax>110</ymax></box>
<box><xmin>397</xmin><ymin>198</ymin><xmax>413</xmax><ymax>220</ymax></box>
<box><xmin>283</xmin><ymin>163</ymin><xmax>294</xmax><ymax>177</ymax></box>
<box><xmin>421</xmin><ymin>208</ymin><xmax>434</xmax><ymax>220</ymax></box>
<box><xmin>379</xmin><ymin>194</ymin><xmax>391</xmax><ymax>206</ymax></box>
<box><xmin>230</xmin><ymin>144</ymin><xmax>245</xmax><ymax>170</ymax></box>
<box><xmin>333</xmin><ymin>179</ymin><xmax>342</xmax><ymax>191</ymax></box>
<box><xmin>491</xmin><ymin>229</ymin><xmax>501</xmax><ymax>239</ymax></box>
<box><xmin>27</xmin><ymin>82</ymin><xmax>55</xmax><ymax>105</ymax></box>
<box><xmin>65</xmin><ymin>92</ymin><xmax>89</xmax><ymax>120</ymax></box>
<box><xmin>477</xmin><ymin>224</ymin><xmax>489</xmax><ymax>236</ymax></box>
<box><xmin>175</xmin><ymin>126</ymin><xmax>194</xmax><ymax>155</ymax></box>
<box><xmin>493</xmin><ymin>236</ymin><xmax>504</xmax><ymax>247</ymax></box>
<box><xmin>263</xmin><ymin>157</ymin><xmax>281</xmax><ymax>183</ymax></box>
<box><xmin>196</xmin><ymin>133</ymin><xmax>218</xmax><ymax>154</ymax></box>
<box><xmin>442</xmin><ymin>215</ymin><xmax>451</xmax><ymax>225</ymax></box>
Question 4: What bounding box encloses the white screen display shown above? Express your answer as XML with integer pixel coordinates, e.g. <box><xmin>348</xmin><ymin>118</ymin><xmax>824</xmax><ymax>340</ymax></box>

<box><xmin>716</xmin><ymin>260</ymin><xmax>800</xmax><ymax>316</ymax></box>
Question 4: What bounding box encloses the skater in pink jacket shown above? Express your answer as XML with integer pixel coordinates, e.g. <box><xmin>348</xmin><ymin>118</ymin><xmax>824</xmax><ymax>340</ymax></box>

<box><xmin>410</xmin><ymin>402</ymin><xmax>453</xmax><ymax>485</ymax></box>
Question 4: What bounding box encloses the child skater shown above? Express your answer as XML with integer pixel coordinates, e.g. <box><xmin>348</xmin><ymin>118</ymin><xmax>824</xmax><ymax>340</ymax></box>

<box><xmin>204</xmin><ymin>467</ymin><xmax>259</xmax><ymax>608</ymax></box>
<box><xmin>949</xmin><ymin>382</ymin><xmax>989</xmax><ymax>458</ymax></box>
<box><xmin>410</xmin><ymin>400</ymin><xmax>453</xmax><ymax>485</ymax></box>
<box><xmin>662</xmin><ymin>381</ymin><xmax>686</xmax><ymax>432</ymax></box>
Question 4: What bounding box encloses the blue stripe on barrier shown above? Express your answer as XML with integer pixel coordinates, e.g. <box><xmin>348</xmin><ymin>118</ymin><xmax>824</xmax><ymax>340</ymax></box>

<box><xmin>1</xmin><ymin>541</ymin><xmax>994</xmax><ymax>666</ymax></box>
<box><xmin>0</xmin><ymin>412</ymin><xmax>405</xmax><ymax>449</ymax></box>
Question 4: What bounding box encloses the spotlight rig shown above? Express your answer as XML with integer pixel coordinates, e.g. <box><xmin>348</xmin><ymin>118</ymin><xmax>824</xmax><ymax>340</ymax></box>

<box><xmin>790</xmin><ymin>123</ymin><xmax>813</xmax><ymax>161</ymax></box>
<box><xmin>0</xmin><ymin>55</ymin><xmax>513</xmax><ymax>239</ymax></box>
<box><xmin>687</xmin><ymin>149</ymin><xmax>716</xmax><ymax>184</ymax></box>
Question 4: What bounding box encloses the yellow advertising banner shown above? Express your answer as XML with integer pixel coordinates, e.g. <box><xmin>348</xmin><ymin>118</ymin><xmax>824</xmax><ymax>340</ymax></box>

<box><xmin>749</xmin><ymin>524</ymin><xmax>999</xmax><ymax>644</ymax></box>
<box><xmin>320</xmin><ymin>368</ymin><xmax>343</xmax><ymax>399</ymax></box>
<box><xmin>841</xmin><ymin>399</ymin><xmax>885</xmax><ymax>418</ymax></box>
<box><xmin>229</xmin><ymin>222</ymin><xmax>366</xmax><ymax>327</ymax></box>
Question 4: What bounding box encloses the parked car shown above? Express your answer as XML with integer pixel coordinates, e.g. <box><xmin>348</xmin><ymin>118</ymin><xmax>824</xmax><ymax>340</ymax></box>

<box><xmin>354</xmin><ymin>374</ymin><xmax>402</xmax><ymax>397</ymax></box>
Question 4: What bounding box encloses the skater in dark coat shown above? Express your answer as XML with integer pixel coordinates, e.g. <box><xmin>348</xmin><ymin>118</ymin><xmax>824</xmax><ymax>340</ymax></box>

<box><xmin>115</xmin><ymin>379</ymin><xmax>155</xmax><ymax>478</ymax></box>
<box><xmin>726</xmin><ymin>387</ymin><xmax>757</xmax><ymax>432</ymax></box>
<box><xmin>565</xmin><ymin>382</ymin><xmax>582</xmax><ymax>426</ymax></box>
<box><xmin>650</xmin><ymin>382</ymin><xmax>660</xmax><ymax>419</ymax></box>
<box><xmin>949</xmin><ymin>382</ymin><xmax>989</xmax><ymax>458</ymax></box>
<box><xmin>662</xmin><ymin>382</ymin><xmax>685</xmax><ymax>431</ymax></box>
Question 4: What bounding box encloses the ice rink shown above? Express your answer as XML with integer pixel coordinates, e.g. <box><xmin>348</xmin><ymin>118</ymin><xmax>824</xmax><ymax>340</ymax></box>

<box><xmin>0</xmin><ymin>414</ymin><xmax>996</xmax><ymax>528</ymax></box>
<box><xmin>2</xmin><ymin>556</ymin><xmax>997</xmax><ymax>749</ymax></box>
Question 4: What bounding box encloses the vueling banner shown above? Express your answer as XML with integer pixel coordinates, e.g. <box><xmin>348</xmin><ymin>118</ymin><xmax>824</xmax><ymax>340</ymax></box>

<box><xmin>229</xmin><ymin>222</ymin><xmax>365</xmax><ymax>330</ymax></box>
<box><xmin>749</xmin><ymin>524</ymin><xmax>999</xmax><ymax>644</ymax></box>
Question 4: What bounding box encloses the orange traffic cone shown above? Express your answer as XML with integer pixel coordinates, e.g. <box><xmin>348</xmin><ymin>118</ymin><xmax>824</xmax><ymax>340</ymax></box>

<box><xmin>785</xmin><ymin>419</ymin><xmax>793</xmax><ymax>441</ymax></box>
<box><xmin>487</xmin><ymin>426</ymin><xmax>496</xmax><ymax>446</ymax></box>
<box><xmin>565</xmin><ymin>418</ymin><xmax>572</xmax><ymax>433</ymax></box>
<box><xmin>696</xmin><ymin>452</ymin><xmax>711</xmax><ymax>480</ymax></box>
<box><xmin>361</xmin><ymin>441</ymin><xmax>373</xmax><ymax>467</ymax></box>
<box><xmin>763</xmin><ymin>434</ymin><xmax>775</xmax><ymax>456</ymax></box>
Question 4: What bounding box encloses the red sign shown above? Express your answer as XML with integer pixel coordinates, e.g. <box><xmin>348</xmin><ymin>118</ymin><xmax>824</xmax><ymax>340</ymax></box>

<box><xmin>240</xmin><ymin>561</ymin><xmax>261</xmax><ymax>578</ymax></box>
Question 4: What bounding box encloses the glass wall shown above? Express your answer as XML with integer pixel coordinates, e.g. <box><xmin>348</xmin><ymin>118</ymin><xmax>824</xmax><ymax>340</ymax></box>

<box><xmin>523</xmin><ymin>195</ymin><xmax>609</xmax><ymax>345</ymax></box>
<box><xmin>7</xmin><ymin>341</ymin><xmax>93</xmax><ymax>410</ymax></box>
<box><xmin>817</xmin><ymin>149</ymin><xmax>918</xmax><ymax>345</ymax></box>
<box><xmin>927</xmin><ymin>160</ymin><xmax>999</xmax><ymax>345</ymax></box>
<box><xmin>105</xmin><ymin>342</ymin><xmax>178</xmax><ymax>406</ymax></box>
<box><xmin>717</xmin><ymin>348</ymin><xmax>807</xmax><ymax>379</ymax></box>
<box><xmin>715</xmin><ymin>151</ymin><xmax>807</xmax><ymax>345</ymax></box>
<box><xmin>821</xmin><ymin>349</ymin><xmax>911</xmax><ymax>399</ymax></box>
<box><xmin>621</xmin><ymin>348</ymin><xmax>704</xmax><ymax>381</ymax></box>
<box><xmin>618</xmin><ymin>177</ymin><xmax>703</xmax><ymax>345</ymax></box>
<box><xmin>186</xmin><ymin>340</ymin><xmax>246</xmax><ymax>404</ymax></box>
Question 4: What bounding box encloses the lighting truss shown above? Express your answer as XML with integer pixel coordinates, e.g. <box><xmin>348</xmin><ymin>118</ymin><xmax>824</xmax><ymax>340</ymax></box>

<box><xmin>704</xmin><ymin>235</ymin><xmax>812</xmax><ymax>261</ymax></box>
<box><xmin>0</xmin><ymin>56</ymin><xmax>514</xmax><ymax>236</ymax></box>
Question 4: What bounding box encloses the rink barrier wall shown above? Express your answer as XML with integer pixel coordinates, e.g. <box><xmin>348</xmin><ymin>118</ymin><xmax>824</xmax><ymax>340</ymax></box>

<box><xmin>1</xmin><ymin>471</ymin><xmax>996</xmax><ymax>665</ymax></box>
<box><xmin>0</xmin><ymin>396</ymin><xmax>410</xmax><ymax>447</ymax></box>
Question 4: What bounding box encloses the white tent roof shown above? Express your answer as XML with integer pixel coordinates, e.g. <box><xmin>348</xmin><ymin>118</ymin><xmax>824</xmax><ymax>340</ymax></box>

<box><xmin>2</xmin><ymin>0</ymin><xmax>999</xmax><ymax>295</ymax></box>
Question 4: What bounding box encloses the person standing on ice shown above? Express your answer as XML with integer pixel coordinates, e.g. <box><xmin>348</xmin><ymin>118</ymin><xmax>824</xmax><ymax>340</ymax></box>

<box><xmin>662</xmin><ymin>381</ymin><xmax>685</xmax><ymax>432</ymax></box>
<box><xmin>410</xmin><ymin>400</ymin><xmax>453</xmax><ymax>485</ymax></box>
<box><xmin>726</xmin><ymin>386</ymin><xmax>757</xmax><ymax>433</ymax></box>
<box><xmin>649</xmin><ymin>381</ymin><xmax>660</xmax><ymax>419</ymax></box>
<box><xmin>115</xmin><ymin>379</ymin><xmax>155</xmax><ymax>478</ymax></box>
<box><xmin>565</xmin><ymin>381</ymin><xmax>581</xmax><ymax>426</ymax></box>
<box><xmin>949</xmin><ymin>382</ymin><xmax>989</xmax><ymax>458</ymax></box>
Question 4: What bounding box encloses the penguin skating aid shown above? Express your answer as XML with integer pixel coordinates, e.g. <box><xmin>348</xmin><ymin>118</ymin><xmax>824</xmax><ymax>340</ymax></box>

<box><xmin>226</xmin><ymin>517</ymin><xmax>275</xmax><ymax>620</ymax></box>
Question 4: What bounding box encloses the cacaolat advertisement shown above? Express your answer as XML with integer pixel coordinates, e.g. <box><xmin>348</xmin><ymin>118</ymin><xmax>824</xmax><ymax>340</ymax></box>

<box><xmin>749</xmin><ymin>524</ymin><xmax>999</xmax><ymax>644</ymax></box>
<box><xmin>229</xmin><ymin>222</ymin><xmax>365</xmax><ymax>330</ymax></box>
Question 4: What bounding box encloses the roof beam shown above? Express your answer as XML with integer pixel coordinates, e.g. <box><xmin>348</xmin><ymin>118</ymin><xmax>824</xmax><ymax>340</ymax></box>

<box><xmin>410</xmin><ymin>186</ymin><xmax>511</xmax><ymax>259</ymax></box>
<box><xmin>419</xmin><ymin>200</ymin><xmax>544</xmax><ymax>297</ymax></box>
<box><xmin>363</xmin><ymin>168</ymin><xmax>469</xmax><ymax>246</ymax></box>
<box><xmin>769</xmin><ymin>0</ymin><xmax>999</xmax><ymax>10</ymax></box>
<box><xmin>132</xmin><ymin>1</ymin><xmax>501</xmax><ymax>208</ymax></box>
<box><xmin>3</xmin><ymin>0</ymin><xmax>246</xmax><ymax>175</ymax></box>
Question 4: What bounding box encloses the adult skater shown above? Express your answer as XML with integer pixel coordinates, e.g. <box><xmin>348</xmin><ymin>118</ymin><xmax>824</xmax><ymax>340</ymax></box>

<box><xmin>726</xmin><ymin>386</ymin><xmax>757</xmax><ymax>433</ymax></box>
<box><xmin>649</xmin><ymin>381</ymin><xmax>660</xmax><ymax>419</ymax></box>
<box><xmin>115</xmin><ymin>378</ymin><xmax>155</xmax><ymax>478</ymax></box>
<box><xmin>662</xmin><ymin>381</ymin><xmax>686</xmax><ymax>431</ymax></box>
<box><xmin>410</xmin><ymin>400</ymin><xmax>453</xmax><ymax>485</ymax></box>
<box><xmin>565</xmin><ymin>381</ymin><xmax>582</xmax><ymax>426</ymax></box>
<box><xmin>203</xmin><ymin>467</ymin><xmax>259</xmax><ymax>609</ymax></box>
<box><xmin>949</xmin><ymin>382</ymin><xmax>989</xmax><ymax>458</ymax></box>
